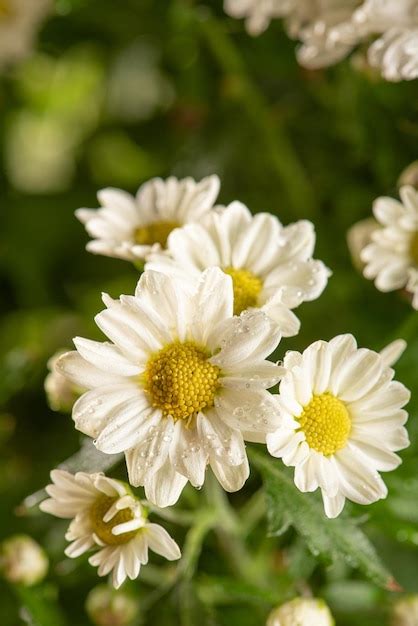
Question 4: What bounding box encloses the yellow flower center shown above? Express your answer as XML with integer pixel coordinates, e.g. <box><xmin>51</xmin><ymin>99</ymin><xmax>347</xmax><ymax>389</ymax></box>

<box><xmin>409</xmin><ymin>231</ymin><xmax>418</xmax><ymax>266</ymax></box>
<box><xmin>134</xmin><ymin>220</ymin><xmax>180</xmax><ymax>247</ymax></box>
<box><xmin>90</xmin><ymin>496</ymin><xmax>137</xmax><ymax>545</ymax></box>
<box><xmin>223</xmin><ymin>267</ymin><xmax>263</xmax><ymax>315</ymax></box>
<box><xmin>143</xmin><ymin>342</ymin><xmax>220</xmax><ymax>424</ymax></box>
<box><xmin>297</xmin><ymin>393</ymin><xmax>351</xmax><ymax>456</ymax></box>
<box><xmin>0</xmin><ymin>0</ymin><xmax>12</xmax><ymax>18</ymax></box>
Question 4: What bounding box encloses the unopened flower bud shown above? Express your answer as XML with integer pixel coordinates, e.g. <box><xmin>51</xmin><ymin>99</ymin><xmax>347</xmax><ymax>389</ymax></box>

<box><xmin>86</xmin><ymin>585</ymin><xmax>139</xmax><ymax>626</ymax></box>
<box><xmin>44</xmin><ymin>351</ymin><xmax>83</xmax><ymax>412</ymax></box>
<box><xmin>347</xmin><ymin>217</ymin><xmax>379</xmax><ymax>271</ymax></box>
<box><xmin>0</xmin><ymin>535</ymin><xmax>48</xmax><ymax>586</ymax></box>
<box><xmin>399</xmin><ymin>161</ymin><xmax>418</xmax><ymax>190</ymax></box>
<box><xmin>391</xmin><ymin>595</ymin><xmax>418</xmax><ymax>626</ymax></box>
<box><xmin>267</xmin><ymin>597</ymin><xmax>334</xmax><ymax>626</ymax></box>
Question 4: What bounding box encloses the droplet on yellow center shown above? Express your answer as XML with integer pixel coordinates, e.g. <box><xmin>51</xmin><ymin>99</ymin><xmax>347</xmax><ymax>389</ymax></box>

<box><xmin>90</xmin><ymin>496</ymin><xmax>137</xmax><ymax>545</ymax></box>
<box><xmin>223</xmin><ymin>266</ymin><xmax>263</xmax><ymax>315</ymax></box>
<box><xmin>134</xmin><ymin>220</ymin><xmax>180</xmax><ymax>247</ymax></box>
<box><xmin>409</xmin><ymin>231</ymin><xmax>418</xmax><ymax>266</ymax></box>
<box><xmin>298</xmin><ymin>393</ymin><xmax>351</xmax><ymax>456</ymax></box>
<box><xmin>143</xmin><ymin>342</ymin><xmax>220</xmax><ymax>423</ymax></box>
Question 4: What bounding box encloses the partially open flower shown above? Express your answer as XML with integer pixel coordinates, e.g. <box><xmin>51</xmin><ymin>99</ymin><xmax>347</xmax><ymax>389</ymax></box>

<box><xmin>85</xmin><ymin>584</ymin><xmax>139</xmax><ymax>626</ymax></box>
<box><xmin>347</xmin><ymin>217</ymin><xmax>379</xmax><ymax>271</ymax></box>
<box><xmin>40</xmin><ymin>470</ymin><xmax>181</xmax><ymax>589</ymax></box>
<box><xmin>45</xmin><ymin>351</ymin><xmax>84</xmax><ymax>412</ymax></box>
<box><xmin>0</xmin><ymin>535</ymin><xmax>48</xmax><ymax>586</ymax></box>
<box><xmin>267</xmin><ymin>597</ymin><xmax>335</xmax><ymax>626</ymax></box>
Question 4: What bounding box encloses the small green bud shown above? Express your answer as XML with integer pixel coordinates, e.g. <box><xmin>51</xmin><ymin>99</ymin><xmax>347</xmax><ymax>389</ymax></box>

<box><xmin>86</xmin><ymin>584</ymin><xmax>139</xmax><ymax>626</ymax></box>
<box><xmin>0</xmin><ymin>535</ymin><xmax>48</xmax><ymax>586</ymax></box>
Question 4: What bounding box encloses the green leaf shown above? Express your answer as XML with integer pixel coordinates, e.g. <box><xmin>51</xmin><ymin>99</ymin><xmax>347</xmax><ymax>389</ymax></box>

<box><xmin>16</xmin><ymin>584</ymin><xmax>67</xmax><ymax>626</ymax></box>
<box><xmin>250</xmin><ymin>449</ymin><xmax>398</xmax><ymax>590</ymax></box>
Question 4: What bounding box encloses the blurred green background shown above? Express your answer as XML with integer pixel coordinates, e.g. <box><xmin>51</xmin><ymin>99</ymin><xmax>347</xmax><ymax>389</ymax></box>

<box><xmin>1</xmin><ymin>1</ymin><xmax>418</xmax><ymax>624</ymax></box>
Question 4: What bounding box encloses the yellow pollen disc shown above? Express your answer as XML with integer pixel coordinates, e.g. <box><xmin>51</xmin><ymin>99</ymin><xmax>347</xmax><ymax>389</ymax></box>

<box><xmin>223</xmin><ymin>266</ymin><xmax>263</xmax><ymax>315</ymax></box>
<box><xmin>297</xmin><ymin>393</ymin><xmax>351</xmax><ymax>456</ymax></box>
<box><xmin>90</xmin><ymin>496</ymin><xmax>137</xmax><ymax>545</ymax></box>
<box><xmin>143</xmin><ymin>342</ymin><xmax>220</xmax><ymax>423</ymax></box>
<box><xmin>134</xmin><ymin>220</ymin><xmax>180</xmax><ymax>247</ymax></box>
<box><xmin>409</xmin><ymin>231</ymin><xmax>418</xmax><ymax>266</ymax></box>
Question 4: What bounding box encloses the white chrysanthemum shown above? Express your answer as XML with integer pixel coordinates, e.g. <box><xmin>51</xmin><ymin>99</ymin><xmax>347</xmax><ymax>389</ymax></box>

<box><xmin>368</xmin><ymin>27</ymin><xmax>418</xmax><ymax>81</ymax></box>
<box><xmin>361</xmin><ymin>186</ymin><xmax>418</xmax><ymax>308</ymax></box>
<box><xmin>40</xmin><ymin>470</ymin><xmax>181</xmax><ymax>589</ymax></box>
<box><xmin>146</xmin><ymin>202</ymin><xmax>330</xmax><ymax>338</ymax></box>
<box><xmin>0</xmin><ymin>0</ymin><xmax>51</xmax><ymax>68</ymax></box>
<box><xmin>391</xmin><ymin>595</ymin><xmax>418</xmax><ymax>626</ymax></box>
<box><xmin>224</xmin><ymin>0</ymin><xmax>294</xmax><ymax>35</ymax></box>
<box><xmin>267</xmin><ymin>597</ymin><xmax>335</xmax><ymax>626</ymax></box>
<box><xmin>57</xmin><ymin>268</ymin><xmax>283</xmax><ymax>507</ymax></box>
<box><xmin>266</xmin><ymin>334</ymin><xmax>410</xmax><ymax>518</ymax></box>
<box><xmin>76</xmin><ymin>175</ymin><xmax>220</xmax><ymax>262</ymax></box>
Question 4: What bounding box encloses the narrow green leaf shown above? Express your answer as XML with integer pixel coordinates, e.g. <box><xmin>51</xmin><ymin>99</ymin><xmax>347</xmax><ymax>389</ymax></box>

<box><xmin>251</xmin><ymin>449</ymin><xmax>398</xmax><ymax>590</ymax></box>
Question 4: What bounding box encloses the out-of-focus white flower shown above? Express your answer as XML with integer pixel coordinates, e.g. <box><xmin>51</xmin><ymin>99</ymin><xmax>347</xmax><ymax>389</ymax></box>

<box><xmin>267</xmin><ymin>597</ymin><xmax>335</xmax><ymax>626</ymax></box>
<box><xmin>0</xmin><ymin>0</ymin><xmax>51</xmax><ymax>69</ymax></box>
<box><xmin>224</xmin><ymin>0</ymin><xmax>295</xmax><ymax>35</ymax></box>
<box><xmin>361</xmin><ymin>186</ymin><xmax>418</xmax><ymax>308</ymax></box>
<box><xmin>57</xmin><ymin>268</ymin><xmax>283</xmax><ymax>507</ymax></box>
<box><xmin>266</xmin><ymin>334</ymin><xmax>410</xmax><ymax>518</ymax></box>
<box><xmin>86</xmin><ymin>585</ymin><xmax>139</xmax><ymax>626</ymax></box>
<box><xmin>368</xmin><ymin>27</ymin><xmax>418</xmax><ymax>81</ymax></box>
<box><xmin>347</xmin><ymin>217</ymin><xmax>379</xmax><ymax>271</ymax></box>
<box><xmin>146</xmin><ymin>202</ymin><xmax>330</xmax><ymax>337</ymax></box>
<box><xmin>76</xmin><ymin>175</ymin><xmax>220</xmax><ymax>263</ymax></box>
<box><xmin>0</xmin><ymin>535</ymin><xmax>48</xmax><ymax>586</ymax></box>
<box><xmin>45</xmin><ymin>351</ymin><xmax>84</xmax><ymax>413</ymax></box>
<box><xmin>40</xmin><ymin>470</ymin><xmax>180</xmax><ymax>589</ymax></box>
<box><xmin>391</xmin><ymin>595</ymin><xmax>418</xmax><ymax>626</ymax></box>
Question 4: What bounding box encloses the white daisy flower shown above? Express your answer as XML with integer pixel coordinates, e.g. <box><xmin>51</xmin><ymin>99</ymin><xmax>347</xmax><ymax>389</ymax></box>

<box><xmin>361</xmin><ymin>186</ymin><xmax>418</xmax><ymax>308</ymax></box>
<box><xmin>266</xmin><ymin>334</ymin><xmax>410</xmax><ymax>518</ymax></box>
<box><xmin>75</xmin><ymin>175</ymin><xmax>220</xmax><ymax>263</ymax></box>
<box><xmin>40</xmin><ymin>470</ymin><xmax>181</xmax><ymax>589</ymax></box>
<box><xmin>267</xmin><ymin>597</ymin><xmax>335</xmax><ymax>626</ymax></box>
<box><xmin>0</xmin><ymin>0</ymin><xmax>51</xmax><ymax>69</ymax></box>
<box><xmin>56</xmin><ymin>268</ymin><xmax>283</xmax><ymax>507</ymax></box>
<box><xmin>146</xmin><ymin>202</ymin><xmax>330</xmax><ymax>338</ymax></box>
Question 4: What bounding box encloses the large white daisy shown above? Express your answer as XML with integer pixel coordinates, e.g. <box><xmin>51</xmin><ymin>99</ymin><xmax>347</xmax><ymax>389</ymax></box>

<box><xmin>40</xmin><ymin>470</ymin><xmax>181</xmax><ymax>589</ymax></box>
<box><xmin>76</xmin><ymin>175</ymin><xmax>220</xmax><ymax>262</ymax></box>
<box><xmin>56</xmin><ymin>268</ymin><xmax>283</xmax><ymax>507</ymax></box>
<box><xmin>266</xmin><ymin>334</ymin><xmax>410</xmax><ymax>518</ymax></box>
<box><xmin>146</xmin><ymin>202</ymin><xmax>330</xmax><ymax>338</ymax></box>
<box><xmin>361</xmin><ymin>185</ymin><xmax>418</xmax><ymax>308</ymax></box>
<box><xmin>0</xmin><ymin>0</ymin><xmax>51</xmax><ymax>69</ymax></box>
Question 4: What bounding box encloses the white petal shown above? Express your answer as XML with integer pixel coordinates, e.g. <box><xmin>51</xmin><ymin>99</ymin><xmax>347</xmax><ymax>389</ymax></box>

<box><xmin>125</xmin><ymin>418</ymin><xmax>173</xmax><ymax>487</ymax></box>
<box><xmin>215</xmin><ymin>388</ymin><xmax>280</xmax><ymax>434</ymax></box>
<box><xmin>322</xmin><ymin>491</ymin><xmax>346</xmax><ymax>519</ymax></box>
<box><xmin>73</xmin><ymin>337</ymin><xmax>141</xmax><ymax>377</ymax></box>
<box><xmin>379</xmin><ymin>339</ymin><xmax>406</xmax><ymax>367</ymax></box>
<box><xmin>56</xmin><ymin>351</ymin><xmax>123</xmax><ymax>389</ymax></box>
<box><xmin>95</xmin><ymin>404</ymin><xmax>161</xmax><ymax>454</ymax></box>
<box><xmin>169</xmin><ymin>421</ymin><xmax>208</xmax><ymax>487</ymax></box>
<box><xmin>144</xmin><ymin>457</ymin><xmax>188</xmax><ymax>507</ymax></box>
<box><xmin>145</xmin><ymin>523</ymin><xmax>181</xmax><ymax>560</ymax></box>
<box><xmin>189</xmin><ymin>268</ymin><xmax>234</xmax><ymax>346</ymax></box>
<box><xmin>210</xmin><ymin>455</ymin><xmax>249</xmax><ymax>492</ymax></box>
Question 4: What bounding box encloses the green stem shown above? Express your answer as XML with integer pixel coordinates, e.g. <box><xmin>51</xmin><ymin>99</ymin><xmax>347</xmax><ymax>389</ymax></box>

<box><xmin>197</xmin><ymin>8</ymin><xmax>316</xmax><ymax>218</ymax></box>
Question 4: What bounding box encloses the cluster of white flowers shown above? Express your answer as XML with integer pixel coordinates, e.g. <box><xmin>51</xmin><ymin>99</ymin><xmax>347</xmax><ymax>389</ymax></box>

<box><xmin>224</xmin><ymin>0</ymin><xmax>418</xmax><ymax>81</ymax></box>
<box><xmin>0</xmin><ymin>0</ymin><xmax>52</xmax><ymax>69</ymax></box>
<box><xmin>41</xmin><ymin>174</ymin><xmax>410</xmax><ymax>591</ymax></box>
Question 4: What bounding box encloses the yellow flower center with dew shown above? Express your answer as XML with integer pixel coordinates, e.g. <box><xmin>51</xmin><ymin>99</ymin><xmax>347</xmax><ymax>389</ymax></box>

<box><xmin>134</xmin><ymin>220</ymin><xmax>180</xmax><ymax>247</ymax></box>
<box><xmin>409</xmin><ymin>231</ymin><xmax>418</xmax><ymax>266</ymax></box>
<box><xmin>223</xmin><ymin>267</ymin><xmax>263</xmax><ymax>315</ymax></box>
<box><xmin>298</xmin><ymin>393</ymin><xmax>351</xmax><ymax>456</ymax></box>
<box><xmin>143</xmin><ymin>342</ymin><xmax>220</xmax><ymax>424</ymax></box>
<box><xmin>90</xmin><ymin>496</ymin><xmax>137</xmax><ymax>545</ymax></box>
